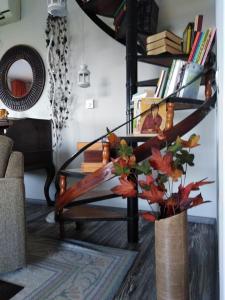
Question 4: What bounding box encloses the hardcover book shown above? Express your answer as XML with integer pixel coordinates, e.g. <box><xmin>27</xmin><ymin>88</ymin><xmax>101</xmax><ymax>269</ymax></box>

<box><xmin>146</xmin><ymin>30</ymin><xmax>182</xmax><ymax>45</ymax></box>
<box><xmin>146</xmin><ymin>38</ymin><xmax>181</xmax><ymax>51</ymax></box>
<box><xmin>147</xmin><ymin>44</ymin><xmax>182</xmax><ymax>55</ymax></box>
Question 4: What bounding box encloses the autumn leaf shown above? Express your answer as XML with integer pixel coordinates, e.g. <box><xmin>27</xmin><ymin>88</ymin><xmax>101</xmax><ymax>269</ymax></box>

<box><xmin>111</xmin><ymin>177</ymin><xmax>137</xmax><ymax>198</ymax></box>
<box><xmin>139</xmin><ymin>175</ymin><xmax>154</xmax><ymax>190</ymax></box>
<box><xmin>140</xmin><ymin>212</ymin><xmax>156</xmax><ymax>222</ymax></box>
<box><xmin>139</xmin><ymin>184</ymin><xmax>165</xmax><ymax>204</ymax></box>
<box><xmin>169</xmin><ymin>167</ymin><xmax>183</xmax><ymax>181</ymax></box>
<box><xmin>179</xmin><ymin>178</ymin><xmax>214</xmax><ymax>201</ymax></box>
<box><xmin>150</xmin><ymin>148</ymin><xmax>172</xmax><ymax>175</ymax></box>
<box><xmin>179</xmin><ymin>134</ymin><xmax>200</xmax><ymax>148</ymax></box>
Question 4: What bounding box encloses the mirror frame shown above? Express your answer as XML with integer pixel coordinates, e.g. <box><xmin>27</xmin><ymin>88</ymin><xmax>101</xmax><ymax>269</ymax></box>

<box><xmin>0</xmin><ymin>45</ymin><xmax>45</xmax><ymax>111</ymax></box>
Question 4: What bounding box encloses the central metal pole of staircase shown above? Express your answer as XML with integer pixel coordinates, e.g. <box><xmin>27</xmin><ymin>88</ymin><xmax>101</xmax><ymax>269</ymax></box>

<box><xmin>126</xmin><ymin>0</ymin><xmax>138</xmax><ymax>244</ymax></box>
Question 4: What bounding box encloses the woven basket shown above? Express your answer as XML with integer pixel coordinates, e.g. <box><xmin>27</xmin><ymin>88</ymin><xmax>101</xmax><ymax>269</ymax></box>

<box><xmin>155</xmin><ymin>211</ymin><xmax>189</xmax><ymax>300</ymax></box>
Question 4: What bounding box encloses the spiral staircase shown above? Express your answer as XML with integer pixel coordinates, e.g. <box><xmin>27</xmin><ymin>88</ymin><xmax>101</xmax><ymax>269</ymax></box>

<box><xmin>54</xmin><ymin>0</ymin><xmax>217</xmax><ymax>244</ymax></box>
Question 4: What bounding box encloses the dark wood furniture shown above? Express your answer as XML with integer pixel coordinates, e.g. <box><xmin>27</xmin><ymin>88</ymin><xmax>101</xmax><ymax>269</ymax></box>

<box><xmin>5</xmin><ymin>118</ymin><xmax>55</xmax><ymax>206</ymax></box>
<box><xmin>0</xmin><ymin>119</ymin><xmax>13</xmax><ymax>134</ymax></box>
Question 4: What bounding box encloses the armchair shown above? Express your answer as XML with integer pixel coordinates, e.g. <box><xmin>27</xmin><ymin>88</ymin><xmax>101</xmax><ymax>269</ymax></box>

<box><xmin>0</xmin><ymin>135</ymin><xmax>26</xmax><ymax>273</ymax></box>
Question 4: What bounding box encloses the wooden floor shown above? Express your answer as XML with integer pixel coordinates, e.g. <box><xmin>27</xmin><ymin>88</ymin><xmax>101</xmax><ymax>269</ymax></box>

<box><xmin>19</xmin><ymin>201</ymin><xmax>220</xmax><ymax>299</ymax></box>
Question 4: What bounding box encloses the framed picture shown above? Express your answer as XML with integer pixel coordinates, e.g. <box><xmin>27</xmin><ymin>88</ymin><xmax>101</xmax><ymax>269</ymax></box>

<box><xmin>133</xmin><ymin>98</ymin><xmax>166</xmax><ymax>135</ymax></box>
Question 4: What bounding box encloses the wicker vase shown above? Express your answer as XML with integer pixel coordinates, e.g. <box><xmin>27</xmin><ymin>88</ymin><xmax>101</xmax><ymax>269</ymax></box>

<box><xmin>155</xmin><ymin>210</ymin><xmax>189</xmax><ymax>300</ymax></box>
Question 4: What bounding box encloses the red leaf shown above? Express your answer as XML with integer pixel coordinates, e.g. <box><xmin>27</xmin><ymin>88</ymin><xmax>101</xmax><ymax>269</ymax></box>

<box><xmin>139</xmin><ymin>175</ymin><xmax>154</xmax><ymax>189</ymax></box>
<box><xmin>140</xmin><ymin>212</ymin><xmax>156</xmax><ymax>222</ymax></box>
<box><xmin>178</xmin><ymin>179</ymin><xmax>214</xmax><ymax>200</ymax></box>
<box><xmin>139</xmin><ymin>184</ymin><xmax>165</xmax><ymax>204</ymax></box>
<box><xmin>150</xmin><ymin>148</ymin><xmax>172</xmax><ymax>175</ymax></box>
<box><xmin>111</xmin><ymin>177</ymin><xmax>137</xmax><ymax>198</ymax></box>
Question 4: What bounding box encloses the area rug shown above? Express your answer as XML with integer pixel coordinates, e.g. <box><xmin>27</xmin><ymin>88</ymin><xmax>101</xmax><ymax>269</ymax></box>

<box><xmin>0</xmin><ymin>237</ymin><xmax>137</xmax><ymax>300</ymax></box>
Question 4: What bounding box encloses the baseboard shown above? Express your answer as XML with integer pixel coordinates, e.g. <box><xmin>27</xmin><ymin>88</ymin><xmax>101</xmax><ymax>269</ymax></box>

<box><xmin>187</xmin><ymin>215</ymin><xmax>217</xmax><ymax>225</ymax></box>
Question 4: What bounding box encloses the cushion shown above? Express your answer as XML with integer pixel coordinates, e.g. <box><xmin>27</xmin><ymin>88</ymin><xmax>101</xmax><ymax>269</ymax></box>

<box><xmin>0</xmin><ymin>135</ymin><xmax>13</xmax><ymax>177</ymax></box>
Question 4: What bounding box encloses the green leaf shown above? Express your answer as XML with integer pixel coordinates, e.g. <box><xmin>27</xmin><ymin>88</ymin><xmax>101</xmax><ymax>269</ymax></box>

<box><xmin>135</xmin><ymin>160</ymin><xmax>152</xmax><ymax>175</ymax></box>
<box><xmin>176</xmin><ymin>150</ymin><xmax>194</xmax><ymax>166</ymax></box>
<box><xmin>114</xmin><ymin>163</ymin><xmax>131</xmax><ymax>176</ymax></box>
<box><xmin>168</xmin><ymin>137</ymin><xmax>182</xmax><ymax>154</ymax></box>
<box><xmin>118</xmin><ymin>144</ymin><xmax>133</xmax><ymax>157</ymax></box>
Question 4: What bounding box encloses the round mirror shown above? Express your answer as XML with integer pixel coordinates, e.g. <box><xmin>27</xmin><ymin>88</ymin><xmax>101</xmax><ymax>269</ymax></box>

<box><xmin>7</xmin><ymin>59</ymin><xmax>33</xmax><ymax>98</ymax></box>
<box><xmin>0</xmin><ymin>45</ymin><xmax>45</xmax><ymax>111</ymax></box>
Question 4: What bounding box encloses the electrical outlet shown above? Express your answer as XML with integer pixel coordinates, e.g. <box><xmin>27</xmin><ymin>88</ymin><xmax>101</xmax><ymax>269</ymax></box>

<box><xmin>85</xmin><ymin>99</ymin><xmax>94</xmax><ymax>109</ymax></box>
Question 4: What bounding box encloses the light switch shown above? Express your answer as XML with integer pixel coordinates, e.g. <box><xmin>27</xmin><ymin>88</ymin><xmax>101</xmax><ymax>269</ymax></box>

<box><xmin>85</xmin><ymin>98</ymin><xmax>94</xmax><ymax>109</ymax></box>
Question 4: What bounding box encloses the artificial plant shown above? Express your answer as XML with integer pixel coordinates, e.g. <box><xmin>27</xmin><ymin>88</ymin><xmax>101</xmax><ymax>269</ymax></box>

<box><xmin>110</xmin><ymin>133</ymin><xmax>213</xmax><ymax>221</ymax></box>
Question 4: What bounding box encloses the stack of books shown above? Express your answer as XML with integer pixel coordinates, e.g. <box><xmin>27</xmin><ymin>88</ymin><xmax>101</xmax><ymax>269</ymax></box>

<box><xmin>188</xmin><ymin>28</ymin><xmax>216</xmax><ymax>65</ymax></box>
<box><xmin>146</xmin><ymin>31</ymin><xmax>182</xmax><ymax>55</ymax></box>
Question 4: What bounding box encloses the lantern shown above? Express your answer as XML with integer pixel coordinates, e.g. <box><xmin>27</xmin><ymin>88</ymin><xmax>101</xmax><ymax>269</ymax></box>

<box><xmin>78</xmin><ymin>64</ymin><xmax>90</xmax><ymax>88</ymax></box>
<box><xmin>47</xmin><ymin>0</ymin><xmax>67</xmax><ymax>17</ymax></box>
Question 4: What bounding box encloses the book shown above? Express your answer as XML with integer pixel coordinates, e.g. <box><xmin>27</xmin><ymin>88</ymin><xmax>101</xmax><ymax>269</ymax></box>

<box><xmin>201</xmin><ymin>28</ymin><xmax>216</xmax><ymax>65</ymax></box>
<box><xmin>195</xmin><ymin>29</ymin><xmax>210</xmax><ymax>64</ymax></box>
<box><xmin>183</xmin><ymin>22</ymin><xmax>194</xmax><ymax>54</ymax></box>
<box><xmin>192</xmin><ymin>32</ymin><xmax>204</xmax><ymax>62</ymax></box>
<box><xmin>159</xmin><ymin>70</ymin><xmax>169</xmax><ymax>98</ymax></box>
<box><xmin>178</xmin><ymin>62</ymin><xmax>203</xmax><ymax>98</ymax></box>
<box><xmin>154</xmin><ymin>70</ymin><xmax>166</xmax><ymax>97</ymax></box>
<box><xmin>146</xmin><ymin>30</ymin><xmax>182</xmax><ymax>45</ymax></box>
<box><xmin>147</xmin><ymin>44</ymin><xmax>182</xmax><ymax>55</ymax></box>
<box><xmin>146</xmin><ymin>38</ymin><xmax>181</xmax><ymax>51</ymax></box>
<box><xmin>133</xmin><ymin>98</ymin><xmax>166</xmax><ymax>135</ymax></box>
<box><xmin>114</xmin><ymin>3</ymin><xmax>126</xmax><ymax>27</ymax></box>
<box><xmin>113</xmin><ymin>0</ymin><xmax>126</xmax><ymax>18</ymax></box>
<box><xmin>194</xmin><ymin>15</ymin><xmax>203</xmax><ymax>32</ymax></box>
<box><xmin>164</xmin><ymin>59</ymin><xmax>186</xmax><ymax>97</ymax></box>
<box><xmin>188</xmin><ymin>31</ymin><xmax>201</xmax><ymax>62</ymax></box>
<box><xmin>164</xmin><ymin>59</ymin><xmax>176</xmax><ymax>97</ymax></box>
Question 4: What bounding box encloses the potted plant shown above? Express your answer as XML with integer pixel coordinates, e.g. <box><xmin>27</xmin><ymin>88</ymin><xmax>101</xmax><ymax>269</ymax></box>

<box><xmin>109</xmin><ymin>133</ymin><xmax>213</xmax><ymax>300</ymax></box>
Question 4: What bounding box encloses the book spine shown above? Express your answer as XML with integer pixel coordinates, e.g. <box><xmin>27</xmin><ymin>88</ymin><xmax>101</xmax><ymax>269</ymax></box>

<box><xmin>167</xmin><ymin>60</ymin><xmax>186</xmax><ymax>96</ymax></box>
<box><xmin>193</xmin><ymin>32</ymin><xmax>204</xmax><ymax>63</ymax></box>
<box><xmin>188</xmin><ymin>31</ymin><xmax>201</xmax><ymax>62</ymax></box>
<box><xmin>201</xmin><ymin>28</ymin><xmax>216</xmax><ymax>65</ymax></box>
<box><xmin>197</xmin><ymin>29</ymin><xmax>211</xmax><ymax>64</ymax></box>
<box><xmin>196</xmin><ymin>30</ymin><xmax>210</xmax><ymax>64</ymax></box>
<box><xmin>164</xmin><ymin>60</ymin><xmax>176</xmax><ymax>97</ymax></box>
<box><xmin>154</xmin><ymin>70</ymin><xmax>165</xmax><ymax>97</ymax></box>
<box><xmin>160</xmin><ymin>70</ymin><xmax>169</xmax><ymax>98</ymax></box>
<box><xmin>186</xmin><ymin>25</ymin><xmax>193</xmax><ymax>54</ymax></box>
<box><xmin>166</xmin><ymin>59</ymin><xmax>183</xmax><ymax>96</ymax></box>
<box><xmin>113</xmin><ymin>0</ymin><xmax>126</xmax><ymax>18</ymax></box>
<box><xmin>114</xmin><ymin>6</ymin><xmax>126</xmax><ymax>27</ymax></box>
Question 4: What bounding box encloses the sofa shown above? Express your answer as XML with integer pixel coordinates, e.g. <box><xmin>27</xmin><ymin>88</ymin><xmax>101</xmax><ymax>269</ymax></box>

<box><xmin>0</xmin><ymin>135</ymin><xmax>26</xmax><ymax>273</ymax></box>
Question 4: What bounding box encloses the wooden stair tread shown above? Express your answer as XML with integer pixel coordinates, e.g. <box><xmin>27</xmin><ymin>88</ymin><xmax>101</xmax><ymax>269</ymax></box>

<box><xmin>63</xmin><ymin>189</ymin><xmax>119</xmax><ymax>208</ymax></box>
<box><xmin>82</xmin><ymin>0</ymin><xmax>123</xmax><ymax>17</ymax></box>
<box><xmin>62</xmin><ymin>205</ymin><xmax>127</xmax><ymax>221</ymax></box>
<box><xmin>138</xmin><ymin>54</ymin><xmax>189</xmax><ymax>67</ymax></box>
<box><xmin>137</xmin><ymin>77</ymin><xmax>205</xmax><ymax>87</ymax></box>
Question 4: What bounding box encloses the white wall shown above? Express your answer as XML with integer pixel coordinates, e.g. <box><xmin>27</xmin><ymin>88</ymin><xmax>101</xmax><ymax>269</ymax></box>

<box><xmin>0</xmin><ymin>0</ymin><xmax>216</xmax><ymax>218</ymax></box>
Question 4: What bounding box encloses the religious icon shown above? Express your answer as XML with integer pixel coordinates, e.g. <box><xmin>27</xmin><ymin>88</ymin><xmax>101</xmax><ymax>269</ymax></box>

<box><xmin>133</xmin><ymin>98</ymin><xmax>166</xmax><ymax>135</ymax></box>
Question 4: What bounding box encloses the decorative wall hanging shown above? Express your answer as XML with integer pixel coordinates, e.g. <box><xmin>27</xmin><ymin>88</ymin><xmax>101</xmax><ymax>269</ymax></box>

<box><xmin>46</xmin><ymin>14</ymin><xmax>71</xmax><ymax>147</ymax></box>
